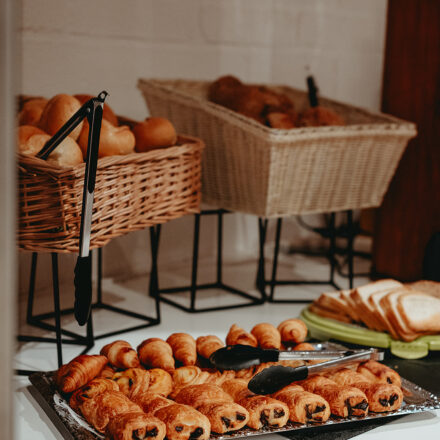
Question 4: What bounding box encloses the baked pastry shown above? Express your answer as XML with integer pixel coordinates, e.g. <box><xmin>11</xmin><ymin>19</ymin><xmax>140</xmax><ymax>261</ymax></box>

<box><xmin>74</xmin><ymin>94</ymin><xmax>119</xmax><ymax>126</ymax></box>
<box><xmin>137</xmin><ymin>338</ymin><xmax>175</xmax><ymax>372</ymax></box>
<box><xmin>148</xmin><ymin>368</ymin><xmax>173</xmax><ymax>397</ymax></box>
<box><xmin>272</xmin><ymin>384</ymin><xmax>330</xmax><ymax>424</ymax></box>
<box><xmin>293</xmin><ymin>342</ymin><xmax>315</xmax><ymax>351</ymax></box>
<box><xmin>38</xmin><ymin>94</ymin><xmax>83</xmax><ymax>140</ymax></box>
<box><xmin>222</xmin><ymin>379</ymin><xmax>289</xmax><ymax>429</ymax></box>
<box><xmin>133</xmin><ymin>393</ymin><xmax>174</xmax><ymax>414</ymax></box>
<box><xmin>300</xmin><ymin>375</ymin><xmax>369</xmax><ymax>418</ymax></box>
<box><xmin>250</xmin><ymin>323</ymin><xmax>281</xmax><ymax>349</ymax></box>
<box><xmin>166</xmin><ymin>333</ymin><xmax>197</xmax><ymax>366</ymax></box>
<box><xmin>357</xmin><ymin>360</ymin><xmax>401</xmax><ymax>387</ymax></box>
<box><xmin>69</xmin><ymin>378</ymin><xmax>119</xmax><ymax>411</ymax></box>
<box><xmin>79</xmin><ymin>390</ymin><xmax>142</xmax><ymax>433</ymax></box>
<box><xmin>328</xmin><ymin>368</ymin><xmax>403</xmax><ymax>412</ymax></box>
<box><xmin>266</xmin><ymin>112</ymin><xmax>295</xmax><ymax>129</ymax></box>
<box><xmin>18</xmin><ymin>125</ymin><xmax>83</xmax><ymax>167</ymax></box>
<box><xmin>78</xmin><ymin>118</ymin><xmax>135</xmax><ymax>159</ymax></box>
<box><xmin>277</xmin><ymin>319</ymin><xmax>308</xmax><ymax>344</ymax></box>
<box><xmin>171</xmin><ymin>366</ymin><xmax>212</xmax><ymax>399</ymax></box>
<box><xmin>298</xmin><ymin>106</ymin><xmax>345</xmax><ymax>127</ymax></box>
<box><xmin>226</xmin><ymin>324</ymin><xmax>258</xmax><ymax>347</ymax></box>
<box><xmin>208</xmin><ymin>75</ymin><xmax>243</xmax><ymax>109</ymax></box>
<box><xmin>99</xmin><ymin>363</ymin><xmax>117</xmax><ymax>379</ymax></box>
<box><xmin>196</xmin><ymin>335</ymin><xmax>224</xmax><ymax>359</ymax></box>
<box><xmin>133</xmin><ymin>118</ymin><xmax>177</xmax><ymax>153</ymax></box>
<box><xmin>112</xmin><ymin>368</ymin><xmax>150</xmax><ymax>399</ymax></box>
<box><xmin>101</xmin><ymin>340</ymin><xmax>140</xmax><ymax>369</ymax></box>
<box><xmin>105</xmin><ymin>411</ymin><xmax>166</xmax><ymax>440</ymax></box>
<box><xmin>18</xmin><ymin>98</ymin><xmax>48</xmax><ymax>126</ymax></box>
<box><xmin>153</xmin><ymin>403</ymin><xmax>211</xmax><ymax>440</ymax></box>
<box><xmin>194</xmin><ymin>401</ymin><xmax>249</xmax><ymax>433</ymax></box>
<box><xmin>174</xmin><ymin>383</ymin><xmax>233</xmax><ymax>408</ymax></box>
<box><xmin>55</xmin><ymin>354</ymin><xmax>108</xmax><ymax>393</ymax></box>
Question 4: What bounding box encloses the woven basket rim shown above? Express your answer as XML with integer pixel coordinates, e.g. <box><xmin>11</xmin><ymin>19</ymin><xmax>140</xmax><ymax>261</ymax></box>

<box><xmin>138</xmin><ymin>78</ymin><xmax>417</xmax><ymax>141</ymax></box>
<box><xmin>18</xmin><ymin>133</ymin><xmax>205</xmax><ymax>176</ymax></box>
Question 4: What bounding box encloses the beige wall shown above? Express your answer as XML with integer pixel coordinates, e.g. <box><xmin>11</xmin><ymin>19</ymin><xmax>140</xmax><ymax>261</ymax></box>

<box><xmin>18</xmin><ymin>0</ymin><xmax>388</xmax><ymax>294</ymax></box>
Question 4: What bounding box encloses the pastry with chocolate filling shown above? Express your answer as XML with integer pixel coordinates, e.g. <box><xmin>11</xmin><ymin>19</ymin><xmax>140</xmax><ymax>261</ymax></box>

<box><xmin>105</xmin><ymin>411</ymin><xmax>166</xmax><ymax>440</ymax></box>
<box><xmin>301</xmin><ymin>376</ymin><xmax>369</xmax><ymax>418</ymax></box>
<box><xmin>69</xmin><ymin>378</ymin><xmax>119</xmax><ymax>412</ymax></box>
<box><xmin>272</xmin><ymin>384</ymin><xmax>330</xmax><ymax>424</ymax></box>
<box><xmin>357</xmin><ymin>360</ymin><xmax>401</xmax><ymax>387</ymax></box>
<box><xmin>222</xmin><ymin>379</ymin><xmax>289</xmax><ymax>429</ymax></box>
<box><xmin>112</xmin><ymin>368</ymin><xmax>150</xmax><ymax>399</ymax></box>
<box><xmin>148</xmin><ymin>368</ymin><xmax>173</xmax><ymax>397</ymax></box>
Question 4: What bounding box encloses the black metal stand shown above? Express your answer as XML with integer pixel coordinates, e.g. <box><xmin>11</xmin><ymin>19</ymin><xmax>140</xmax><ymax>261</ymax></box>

<box><xmin>157</xmin><ymin>209</ymin><xmax>265</xmax><ymax>313</ymax></box>
<box><xmin>260</xmin><ymin>210</ymin><xmax>355</xmax><ymax>303</ymax></box>
<box><xmin>16</xmin><ymin>227</ymin><xmax>161</xmax><ymax>375</ymax></box>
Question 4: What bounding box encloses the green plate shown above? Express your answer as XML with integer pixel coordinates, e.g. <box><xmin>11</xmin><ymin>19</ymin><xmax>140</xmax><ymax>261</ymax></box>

<box><xmin>300</xmin><ymin>307</ymin><xmax>440</xmax><ymax>359</ymax></box>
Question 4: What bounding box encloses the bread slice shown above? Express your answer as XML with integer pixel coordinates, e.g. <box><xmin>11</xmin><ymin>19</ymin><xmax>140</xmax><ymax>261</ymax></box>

<box><xmin>379</xmin><ymin>288</ymin><xmax>425</xmax><ymax>341</ymax></box>
<box><xmin>397</xmin><ymin>291</ymin><xmax>440</xmax><ymax>332</ymax></box>
<box><xmin>309</xmin><ymin>304</ymin><xmax>352</xmax><ymax>323</ymax></box>
<box><xmin>350</xmin><ymin>279</ymin><xmax>403</xmax><ymax>331</ymax></box>
<box><xmin>407</xmin><ymin>280</ymin><xmax>440</xmax><ymax>299</ymax></box>
<box><xmin>368</xmin><ymin>290</ymin><xmax>400</xmax><ymax>339</ymax></box>
<box><xmin>339</xmin><ymin>289</ymin><xmax>360</xmax><ymax>322</ymax></box>
<box><xmin>315</xmin><ymin>291</ymin><xmax>353</xmax><ymax>320</ymax></box>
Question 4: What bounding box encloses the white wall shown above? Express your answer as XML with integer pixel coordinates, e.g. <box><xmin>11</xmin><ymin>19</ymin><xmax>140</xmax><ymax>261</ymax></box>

<box><xmin>18</xmin><ymin>0</ymin><xmax>388</xmax><ymax>293</ymax></box>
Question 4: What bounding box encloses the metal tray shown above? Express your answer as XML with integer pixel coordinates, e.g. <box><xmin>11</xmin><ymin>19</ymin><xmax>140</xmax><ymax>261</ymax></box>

<box><xmin>28</xmin><ymin>352</ymin><xmax>440</xmax><ymax>440</ymax></box>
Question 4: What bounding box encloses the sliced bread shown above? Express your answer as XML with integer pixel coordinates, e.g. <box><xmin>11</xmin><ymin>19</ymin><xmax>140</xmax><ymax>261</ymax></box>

<box><xmin>339</xmin><ymin>289</ymin><xmax>360</xmax><ymax>322</ymax></box>
<box><xmin>315</xmin><ymin>291</ymin><xmax>353</xmax><ymax>319</ymax></box>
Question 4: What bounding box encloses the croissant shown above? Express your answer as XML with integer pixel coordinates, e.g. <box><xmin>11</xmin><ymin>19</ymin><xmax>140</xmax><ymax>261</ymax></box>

<box><xmin>301</xmin><ymin>376</ymin><xmax>369</xmax><ymax>418</ymax></box>
<box><xmin>196</xmin><ymin>335</ymin><xmax>224</xmax><ymax>359</ymax></box>
<box><xmin>154</xmin><ymin>403</ymin><xmax>211</xmax><ymax>440</ymax></box>
<box><xmin>226</xmin><ymin>324</ymin><xmax>258</xmax><ymax>347</ymax></box>
<box><xmin>357</xmin><ymin>360</ymin><xmax>401</xmax><ymax>387</ymax></box>
<box><xmin>55</xmin><ymin>354</ymin><xmax>108</xmax><ymax>393</ymax></box>
<box><xmin>99</xmin><ymin>363</ymin><xmax>117</xmax><ymax>379</ymax></box>
<box><xmin>166</xmin><ymin>333</ymin><xmax>197</xmax><ymax>366</ymax></box>
<box><xmin>105</xmin><ymin>411</ymin><xmax>166</xmax><ymax>440</ymax></box>
<box><xmin>69</xmin><ymin>378</ymin><xmax>119</xmax><ymax>411</ymax></box>
<box><xmin>101</xmin><ymin>340</ymin><xmax>140</xmax><ymax>369</ymax></box>
<box><xmin>222</xmin><ymin>379</ymin><xmax>289</xmax><ymax>429</ymax></box>
<box><xmin>272</xmin><ymin>384</ymin><xmax>330</xmax><ymax>424</ymax></box>
<box><xmin>137</xmin><ymin>338</ymin><xmax>175</xmax><ymax>372</ymax></box>
<box><xmin>292</xmin><ymin>342</ymin><xmax>315</xmax><ymax>351</ymax></box>
<box><xmin>250</xmin><ymin>323</ymin><xmax>281</xmax><ymax>349</ymax></box>
<box><xmin>112</xmin><ymin>368</ymin><xmax>150</xmax><ymax>399</ymax></box>
<box><xmin>277</xmin><ymin>319</ymin><xmax>308</xmax><ymax>344</ymax></box>
<box><xmin>148</xmin><ymin>368</ymin><xmax>173</xmax><ymax>397</ymax></box>
<box><xmin>329</xmin><ymin>368</ymin><xmax>403</xmax><ymax>412</ymax></box>
<box><xmin>79</xmin><ymin>390</ymin><xmax>142</xmax><ymax>433</ymax></box>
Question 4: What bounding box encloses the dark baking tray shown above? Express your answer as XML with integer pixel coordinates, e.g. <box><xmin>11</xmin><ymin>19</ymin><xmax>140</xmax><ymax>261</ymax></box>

<box><xmin>28</xmin><ymin>369</ymin><xmax>440</xmax><ymax>440</ymax></box>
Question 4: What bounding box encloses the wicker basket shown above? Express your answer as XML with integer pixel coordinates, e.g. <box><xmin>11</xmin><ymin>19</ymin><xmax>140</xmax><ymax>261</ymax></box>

<box><xmin>19</xmin><ymin>126</ymin><xmax>204</xmax><ymax>253</ymax></box>
<box><xmin>138</xmin><ymin>79</ymin><xmax>417</xmax><ymax>218</ymax></box>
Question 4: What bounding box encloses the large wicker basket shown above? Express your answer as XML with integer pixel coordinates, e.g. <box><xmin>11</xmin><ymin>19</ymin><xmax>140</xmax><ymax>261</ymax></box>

<box><xmin>19</xmin><ymin>127</ymin><xmax>204</xmax><ymax>253</ymax></box>
<box><xmin>138</xmin><ymin>79</ymin><xmax>417</xmax><ymax>218</ymax></box>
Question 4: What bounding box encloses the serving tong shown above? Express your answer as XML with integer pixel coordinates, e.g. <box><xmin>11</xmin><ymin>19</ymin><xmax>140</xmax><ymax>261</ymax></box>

<box><xmin>37</xmin><ymin>91</ymin><xmax>108</xmax><ymax>326</ymax></box>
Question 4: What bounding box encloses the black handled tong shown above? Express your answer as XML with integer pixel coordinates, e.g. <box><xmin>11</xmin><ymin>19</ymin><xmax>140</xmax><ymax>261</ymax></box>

<box><xmin>37</xmin><ymin>91</ymin><xmax>108</xmax><ymax>325</ymax></box>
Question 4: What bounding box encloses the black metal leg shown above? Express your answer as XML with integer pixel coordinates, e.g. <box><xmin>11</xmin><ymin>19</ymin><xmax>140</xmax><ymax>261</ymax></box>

<box><xmin>328</xmin><ymin>213</ymin><xmax>336</xmax><ymax>286</ymax></box>
<box><xmin>217</xmin><ymin>211</ymin><xmax>223</xmax><ymax>284</ymax></box>
<box><xmin>149</xmin><ymin>225</ymin><xmax>161</xmax><ymax>322</ymax></box>
<box><xmin>96</xmin><ymin>247</ymin><xmax>103</xmax><ymax>306</ymax></box>
<box><xmin>256</xmin><ymin>218</ymin><xmax>268</xmax><ymax>298</ymax></box>
<box><xmin>346</xmin><ymin>210</ymin><xmax>354</xmax><ymax>289</ymax></box>
<box><xmin>158</xmin><ymin>209</ymin><xmax>264</xmax><ymax>313</ymax></box>
<box><xmin>269</xmin><ymin>218</ymin><xmax>283</xmax><ymax>301</ymax></box>
<box><xmin>26</xmin><ymin>252</ymin><xmax>38</xmax><ymax>324</ymax></box>
<box><xmin>51</xmin><ymin>253</ymin><xmax>63</xmax><ymax>368</ymax></box>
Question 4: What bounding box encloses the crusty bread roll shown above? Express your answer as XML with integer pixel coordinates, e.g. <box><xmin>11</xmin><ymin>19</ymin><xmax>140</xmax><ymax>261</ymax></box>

<box><xmin>78</xmin><ymin>118</ymin><xmax>135</xmax><ymax>158</ymax></box>
<box><xmin>74</xmin><ymin>94</ymin><xmax>119</xmax><ymax>126</ymax></box>
<box><xmin>18</xmin><ymin>125</ymin><xmax>83</xmax><ymax>167</ymax></box>
<box><xmin>18</xmin><ymin>98</ymin><xmax>48</xmax><ymax>126</ymax></box>
<box><xmin>133</xmin><ymin>118</ymin><xmax>177</xmax><ymax>153</ymax></box>
<box><xmin>38</xmin><ymin>94</ymin><xmax>83</xmax><ymax>140</ymax></box>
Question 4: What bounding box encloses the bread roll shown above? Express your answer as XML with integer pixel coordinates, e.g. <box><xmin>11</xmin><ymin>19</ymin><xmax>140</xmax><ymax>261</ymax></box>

<box><xmin>18</xmin><ymin>98</ymin><xmax>48</xmax><ymax>126</ymax></box>
<box><xmin>38</xmin><ymin>94</ymin><xmax>83</xmax><ymax>140</ymax></box>
<box><xmin>74</xmin><ymin>94</ymin><xmax>119</xmax><ymax>126</ymax></box>
<box><xmin>133</xmin><ymin>118</ymin><xmax>177</xmax><ymax>153</ymax></box>
<box><xmin>18</xmin><ymin>125</ymin><xmax>83</xmax><ymax>167</ymax></box>
<box><xmin>78</xmin><ymin>118</ymin><xmax>135</xmax><ymax>158</ymax></box>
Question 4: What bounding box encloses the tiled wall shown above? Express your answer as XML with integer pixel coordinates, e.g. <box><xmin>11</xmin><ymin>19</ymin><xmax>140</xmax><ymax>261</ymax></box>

<box><xmin>18</xmin><ymin>0</ymin><xmax>388</xmax><ymax>292</ymax></box>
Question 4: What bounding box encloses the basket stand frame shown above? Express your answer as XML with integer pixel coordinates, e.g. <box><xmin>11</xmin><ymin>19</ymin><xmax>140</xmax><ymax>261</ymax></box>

<box><xmin>156</xmin><ymin>209</ymin><xmax>266</xmax><ymax>313</ymax></box>
<box><xmin>16</xmin><ymin>230</ymin><xmax>161</xmax><ymax>375</ymax></box>
<box><xmin>258</xmin><ymin>211</ymin><xmax>355</xmax><ymax>302</ymax></box>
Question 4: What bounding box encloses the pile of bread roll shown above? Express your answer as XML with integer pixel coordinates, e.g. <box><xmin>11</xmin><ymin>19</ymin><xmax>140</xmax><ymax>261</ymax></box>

<box><xmin>311</xmin><ymin>279</ymin><xmax>440</xmax><ymax>342</ymax></box>
<box><xmin>17</xmin><ymin>93</ymin><xmax>178</xmax><ymax>167</ymax></box>
<box><xmin>208</xmin><ymin>75</ymin><xmax>345</xmax><ymax>129</ymax></box>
